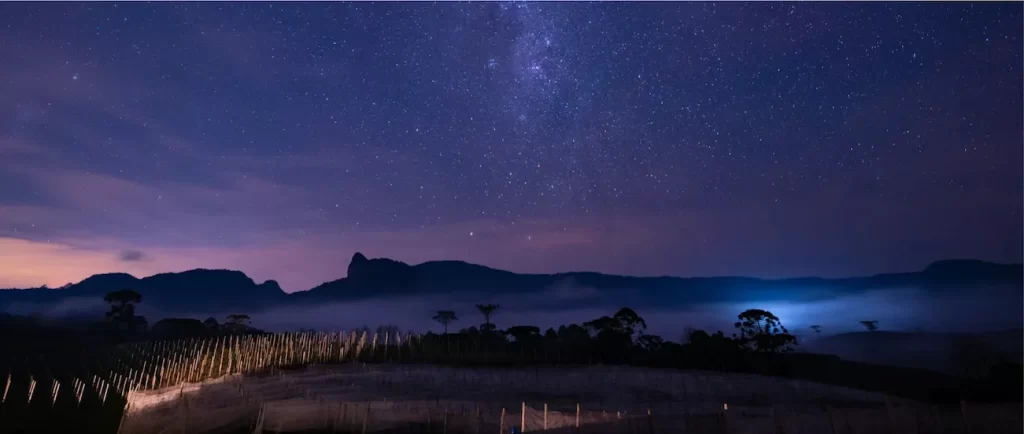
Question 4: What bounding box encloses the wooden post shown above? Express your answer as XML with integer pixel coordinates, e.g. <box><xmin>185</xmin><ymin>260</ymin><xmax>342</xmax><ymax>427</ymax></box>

<box><xmin>2</xmin><ymin>370</ymin><xmax>9</xmax><ymax>403</ymax></box>
<box><xmin>771</xmin><ymin>406</ymin><xmax>783</xmax><ymax>434</ymax></box>
<box><xmin>181</xmin><ymin>392</ymin><xmax>189</xmax><ymax>434</ymax></box>
<box><xmin>576</xmin><ymin>403</ymin><xmax>581</xmax><ymax>431</ymax></box>
<box><xmin>544</xmin><ymin>403</ymin><xmax>548</xmax><ymax>431</ymax></box>
<box><xmin>826</xmin><ymin>405</ymin><xmax>838</xmax><ymax>434</ymax></box>
<box><xmin>960</xmin><ymin>400</ymin><xmax>973</xmax><ymax>434</ymax></box>
<box><xmin>500</xmin><ymin>408</ymin><xmax>506</xmax><ymax>434</ymax></box>
<box><xmin>719</xmin><ymin>403</ymin><xmax>728</xmax><ymax>434</ymax></box>
<box><xmin>928</xmin><ymin>405</ymin><xmax>942</xmax><ymax>434</ymax></box>
<box><xmin>361</xmin><ymin>402</ymin><xmax>369</xmax><ymax>434</ymax></box>
<box><xmin>342</xmin><ymin>403</ymin><xmax>349</xmax><ymax>432</ymax></box>
<box><xmin>522</xmin><ymin>402</ymin><xmax>527</xmax><ymax>432</ymax></box>
<box><xmin>883</xmin><ymin>396</ymin><xmax>896</xmax><ymax>434</ymax></box>
<box><xmin>647</xmin><ymin>409</ymin><xmax>654</xmax><ymax>434</ymax></box>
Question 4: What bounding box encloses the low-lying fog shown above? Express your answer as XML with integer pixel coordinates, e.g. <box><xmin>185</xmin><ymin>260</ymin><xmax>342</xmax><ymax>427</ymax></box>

<box><xmin>12</xmin><ymin>284</ymin><xmax>1020</xmax><ymax>342</ymax></box>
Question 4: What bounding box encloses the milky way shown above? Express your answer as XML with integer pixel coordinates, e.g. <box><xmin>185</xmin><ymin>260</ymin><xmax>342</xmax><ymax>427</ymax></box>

<box><xmin>0</xmin><ymin>3</ymin><xmax>1021</xmax><ymax>291</ymax></box>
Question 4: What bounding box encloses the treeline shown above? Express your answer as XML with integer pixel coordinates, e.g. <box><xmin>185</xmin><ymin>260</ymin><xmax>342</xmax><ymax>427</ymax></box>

<box><xmin>54</xmin><ymin>290</ymin><xmax>1024</xmax><ymax>404</ymax></box>
<box><xmin>405</xmin><ymin>305</ymin><xmax>1021</xmax><ymax>405</ymax></box>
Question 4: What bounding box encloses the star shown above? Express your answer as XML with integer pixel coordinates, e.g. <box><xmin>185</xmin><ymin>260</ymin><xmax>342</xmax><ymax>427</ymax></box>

<box><xmin>0</xmin><ymin>2</ymin><xmax>1018</xmax><ymax>294</ymax></box>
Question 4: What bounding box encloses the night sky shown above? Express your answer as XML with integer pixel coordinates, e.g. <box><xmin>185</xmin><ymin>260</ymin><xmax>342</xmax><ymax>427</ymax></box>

<box><xmin>1</xmin><ymin>3</ymin><xmax>1021</xmax><ymax>292</ymax></box>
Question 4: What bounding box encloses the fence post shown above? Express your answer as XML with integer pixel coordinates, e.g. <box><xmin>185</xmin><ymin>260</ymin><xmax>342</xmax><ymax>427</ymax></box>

<box><xmin>960</xmin><ymin>400</ymin><xmax>973</xmax><ymax>434</ymax></box>
<box><xmin>361</xmin><ymin>402</ymin><xmax>369</xmax><ymax>434</ymax></box>
<box><xmin>883</xmin><ymin>396</ymin><xmax>896</xmax><ymax>434</ymax></box>
<box><xmin>718</xmin><ymin>403</ymin><xmax>728</xmax><ymax>434</ymax></box>
<box><xmin>500</xmin><ymin>408</ymin><xmax>506</xmax><ymax>434</ymax></box>
<box><xmin>522</xmin><ymin>402</ymin><xmax>526</xmax><ymax>433</ymax></box>
<box><xmin>544</xmin><ymin>403</ymin><xmax>548</xmax><ymax>431</ymax></box>
<box><xmin>825</xmin><ymin>405</ymin><xmax>838</xmax><ymax>434</ymax></box>
<box><xmin>576</xmin><ymin>403</ymin><xmax>581</xmax><ymax>432</ymax></box>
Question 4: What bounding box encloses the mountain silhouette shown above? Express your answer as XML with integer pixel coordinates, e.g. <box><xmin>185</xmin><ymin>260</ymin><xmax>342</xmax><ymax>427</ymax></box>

<box><xmin>0</xmin><ymin>252</ymin><xmax>1020</xmax><ymax>314</ymax></box>
<box><xmin>295</xmin><ymin>253</ymin><xmax>1023</xmax><ymax>307</ymax></box>
<box><xmin>0</xmin><ymin>269</ymin><xmax>285</xmax><ymax>312</ymax></box>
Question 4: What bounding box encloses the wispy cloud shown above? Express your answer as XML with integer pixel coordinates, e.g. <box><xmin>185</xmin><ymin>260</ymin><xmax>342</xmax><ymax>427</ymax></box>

<box><xmin>119</xmin><ymin>249</ymin><xmax>149</xmax><ymax>262</ymax></box>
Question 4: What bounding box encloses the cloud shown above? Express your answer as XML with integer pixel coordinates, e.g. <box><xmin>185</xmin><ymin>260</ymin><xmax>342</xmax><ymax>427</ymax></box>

<box><xmin>119</xmin><ymin>249</ymin><xmax>149</xmax><ymax>262</ymax></box>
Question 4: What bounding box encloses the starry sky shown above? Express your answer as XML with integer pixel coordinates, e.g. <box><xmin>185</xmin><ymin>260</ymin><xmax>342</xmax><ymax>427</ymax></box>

<box><xmin>1</xmin><ymin>3</ymin><xmax>1021</xmax><ymax>292</ymax></box>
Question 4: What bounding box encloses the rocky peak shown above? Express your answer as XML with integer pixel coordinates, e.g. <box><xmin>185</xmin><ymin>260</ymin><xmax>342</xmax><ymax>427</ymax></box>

<box><xmin>346</xmin><ymin>252</ymin><xmax>413</xmax><ymax>284</ymax></box>
<box><xmin>348</xmin><ymin>252</ymin><xmax>369</xmax><ymax>278</ymax></box>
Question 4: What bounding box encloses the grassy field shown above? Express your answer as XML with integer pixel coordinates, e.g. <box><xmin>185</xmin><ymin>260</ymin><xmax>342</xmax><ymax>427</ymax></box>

<box><xmin>0</xmin><ymin>320</ymin><xmax>1020</xmax><ymax>434</ymax></box>
<box><xmin>121</xmin><ymin>364</ymin><xmax>1022</xmax><ymax>434</ymax></box>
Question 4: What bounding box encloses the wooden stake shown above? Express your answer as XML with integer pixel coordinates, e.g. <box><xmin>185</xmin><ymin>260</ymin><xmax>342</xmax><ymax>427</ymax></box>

<box><xmin>361</xmin><ymin>402</ymin><xmax>369</xmax><ymax>434</ymax></box>
<box><xmin>1</xmin><ymin>370</ymin><xmax>9</xmax><ymax>403</ymax></box>
<box><xmin>522</xmin><ymin>402</ymin><xmax>526</xmax><ymax>432</ymax></box>
<box><xmin>27</xmin><ymin>375</ymin><xmax>36</xmax><ymax>404</ymax></box>
<box><xmin>50</xmin><ymin>379</ymin><xmax>60</xmax><ymax>407</ymax></box>
<box><xmin>576</xmin><ymin>403</ymin><xmax>580</xmax><ymax>430</ymax></box>
<box><xmin>883</xmin><ymin>396</ymin><xmax>896</xmax><ymax>434</ymax></box>
<box><xmin>500</xmin><ymin>408</ymin><xmax>506</xmax><ymax>434</ymax></box>
<box><xmin>342</xmin><ymin>403</ymin><xmax>349</xmax><ymax>432</ymax></box>
<box><xmin>960</xmin><ymin>400</ymin><xmax>973</xmax><ymax>434</ymax></box>
<box><xmin>826</xmin><ymin>405</ymin><xmax>838</xmax><ymax>434</ymax></box>
<box><xmin>331</xmin><ymin>402</ymin><xmax>341</xmax><ymax>433</ymax></box>
<box><xmin>544</xmin><ymin>403</ymin><xmax>548</xmax><ymax>431</ymax></box>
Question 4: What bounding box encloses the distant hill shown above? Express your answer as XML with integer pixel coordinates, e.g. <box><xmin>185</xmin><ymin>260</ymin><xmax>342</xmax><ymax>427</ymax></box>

<box><xmin>294</xmin><ymin>253</ymin><xmax>1022</xmax><ymax>305</ymax></box>
<box><xmin>801</xmin><ymin>329</ymin><xmax>1024</xmax><ymax>377</ymax></box>
<box><xmin>0</xmin><ymin>252</ymin><xmax>1020</xmax><ymax>315</ymax></box>
<box><xmin>0</xmin><ymin>269</ymin><xmax>285</xmax><ymax>312</ymax></box>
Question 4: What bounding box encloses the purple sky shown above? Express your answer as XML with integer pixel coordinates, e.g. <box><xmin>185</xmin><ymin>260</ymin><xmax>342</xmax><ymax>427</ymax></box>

<box><xmin>1</xmin><ymin>3</ymin><xmax>1021</xmax><ymax>291</ymax></box>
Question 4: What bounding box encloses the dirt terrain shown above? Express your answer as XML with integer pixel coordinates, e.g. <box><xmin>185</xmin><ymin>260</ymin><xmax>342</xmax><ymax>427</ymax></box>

<box><xmin>120</xmin><ymin>363</ymin><xmax>947</xmax><ymax>434</ymax></box>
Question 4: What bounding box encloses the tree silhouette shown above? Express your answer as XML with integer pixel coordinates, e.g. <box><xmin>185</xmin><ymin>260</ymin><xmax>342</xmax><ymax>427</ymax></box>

<box><xmin>637</xmin><ymin>334</ymin><xmax>665</xmax><ymax>351</ymax></box>
<box><xmin>810</xmin><ymin>325</ymin><xmax>823</xmax><ymax>337</ymax></box>
<box><xmin>203</xmin><ymin>317</ymin><xmax>219</xmax><ymax>329</ymax></box>
<box><xmin>506</xmin><ymin>325</ymin><xmax>542</xmax><ymax>343</ymax></box>
<box><xmin>734</xmin><ymin>309</ymin><xmax>797</xmax><ymax>352</ymax></box>
<box><xmin>688</xmin><ymin>329</ymin><xmax>742</xmax><ymax>354</ymax></box>
<box><xmin>103</xmin><ymin>289</ymin><xmax>142</xmax><ymax>321</ymax></box>
<box><xmin>432</xmin><ymin>310</ymin><xmax>457</xmax><ymax>334</ymax></box>
<box><xmin>612</xmin><ymin>308</ymin><xmax>648</xmax><ymax>338</ymax></box>
<box><xmin>859</xmin><ymin>320</ymin><xmax>879</xmax><ymax>332</ymax></box>
<box><xmin>103</xmin><ymin>289</ymin><xmax>147</xmax><ymax>338</ymax></box>
<box><xmin>224</xmin><ymin>314</ymin><xmax>251</xmax><ymax>334</ymax></box>
<box><xmin>583</xmin><ymin>308</ymin><xmax>649</xmax><ymax>355</ymax></box>
<box><xmin>226</xmin><ymin>314</ymin><xmax>251</xmax><ymax>325</ymax></box>
<box><xmin>475</xmin><ymin>304</ymin><xmax>500</xmax><ymax>331</ymax></box>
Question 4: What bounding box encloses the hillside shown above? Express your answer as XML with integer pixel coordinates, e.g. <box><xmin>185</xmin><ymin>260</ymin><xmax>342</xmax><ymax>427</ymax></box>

<box><xmin>801</xmin><ymin>329</ymin><xmax>1024</xmax><ymax>377</ymax></box>
<box><xmin>1</xmin><ymin>252</ymin><xmax>1021</xmax><ymax>315</ymax></box>
<box><xmin>293</xmin><ymin>253</ymin><xmax>1022</xmax><ymax>306</ymax></box>
<box><xmin>0</xmin><ymin>269</ymin><xmax>286</xmax><ymax>312</ymax></box>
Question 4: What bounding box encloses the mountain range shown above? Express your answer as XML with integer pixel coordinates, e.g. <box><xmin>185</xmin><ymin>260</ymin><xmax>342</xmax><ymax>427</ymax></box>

<box><xmin>0</xmin><ymin>252</ymin><xmax>1021</xmax><ymax>314</ymax></box>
